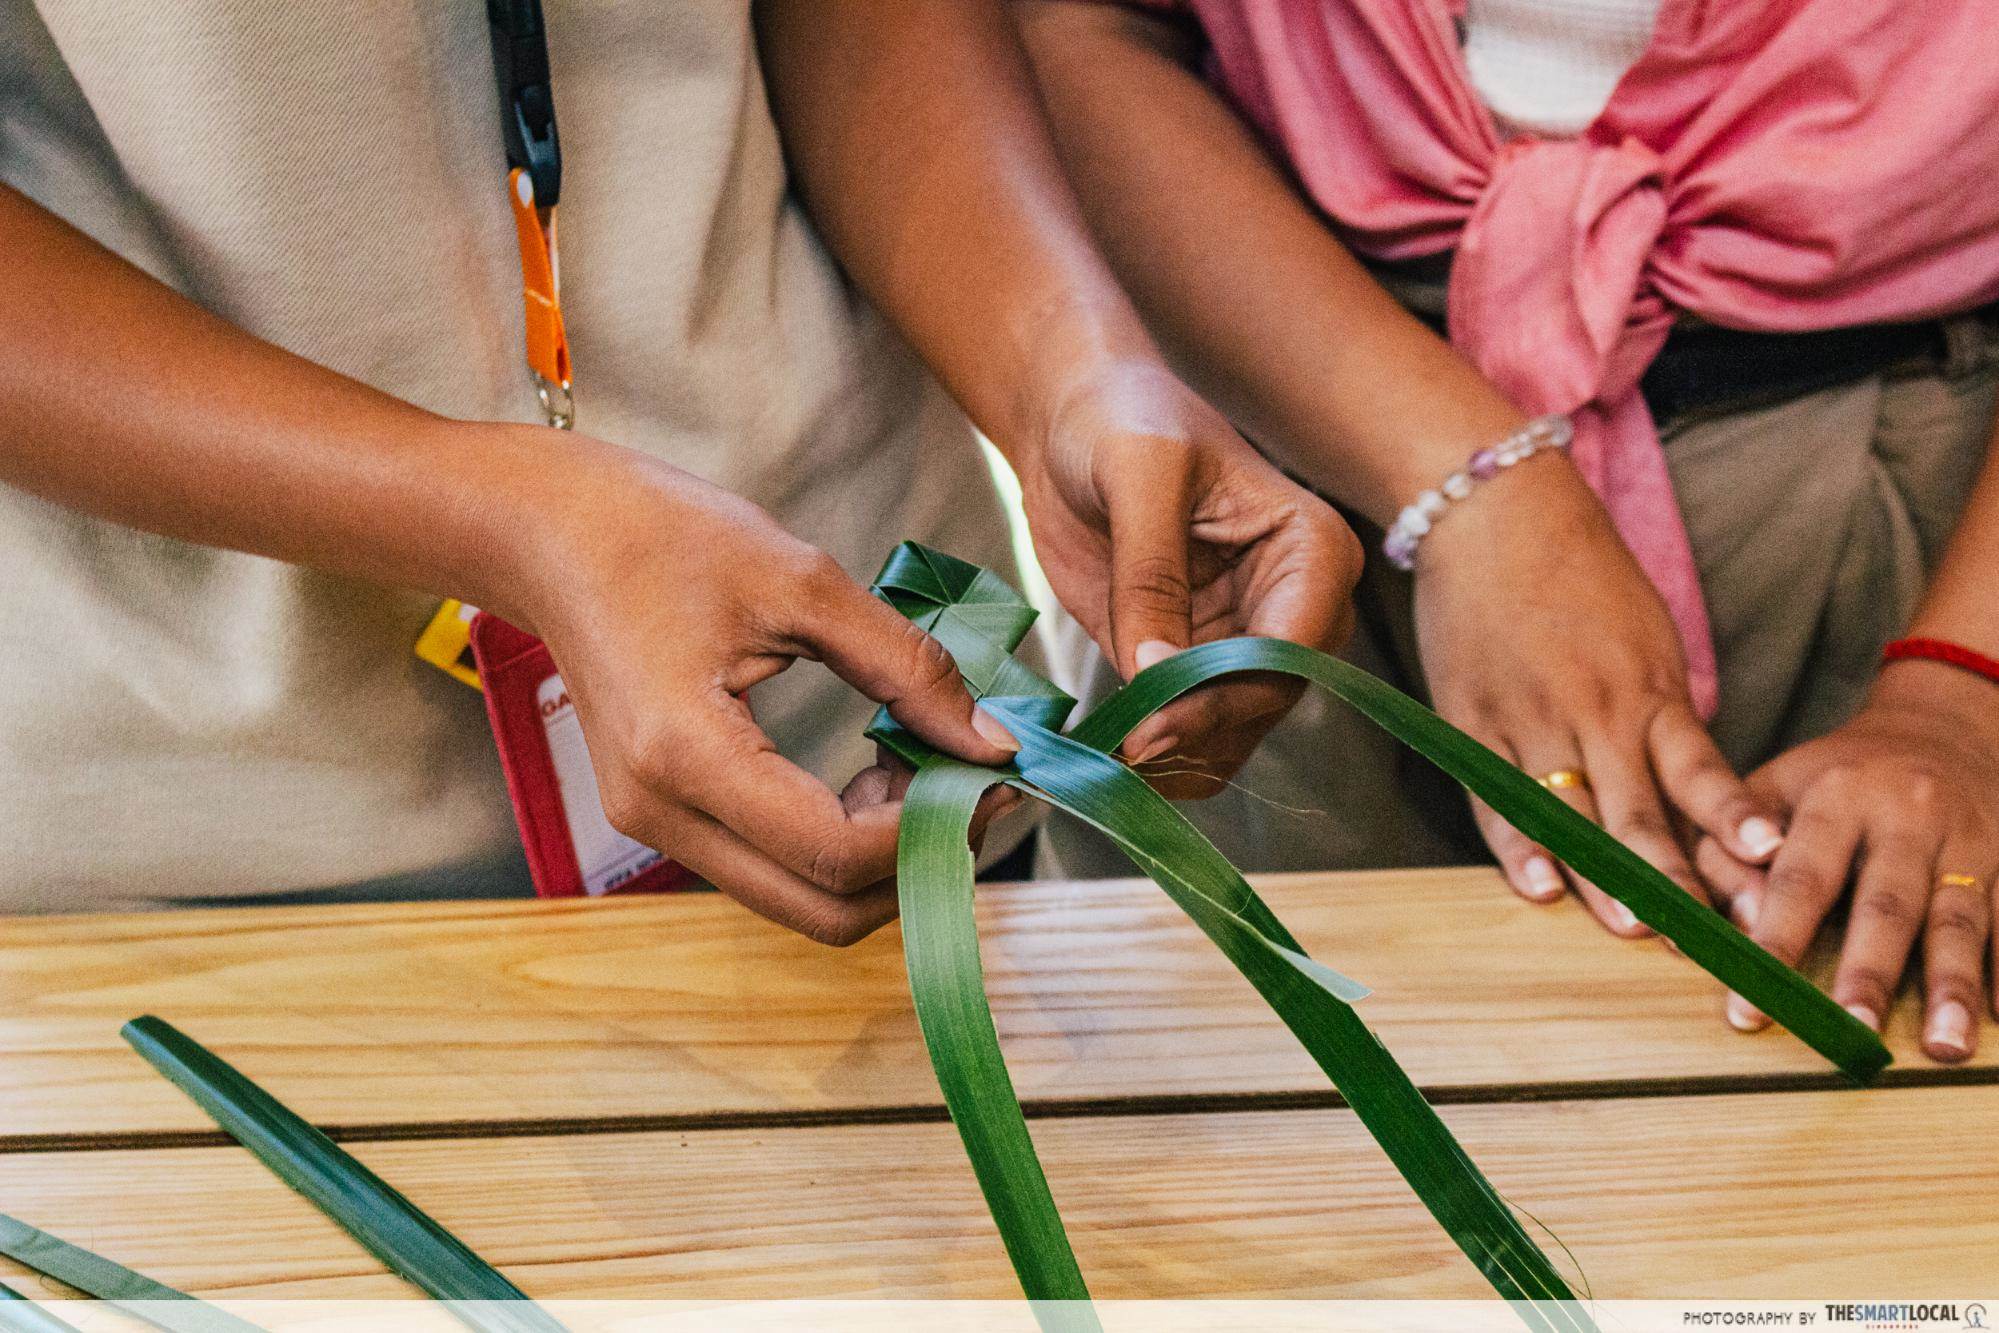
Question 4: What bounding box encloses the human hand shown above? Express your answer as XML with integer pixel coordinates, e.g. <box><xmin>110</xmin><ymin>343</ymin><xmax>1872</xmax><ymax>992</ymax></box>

<box><xmin>482</xmin><ymin>426</ymin><xmax>1021</xmax><ymax>944</ymax></box>
<box><xmin>1012</xmin><ymin>360</ymin><xmax>1361</xmax><ymax>797</ymax></box>
<box><xmin>1695</xmin><ymin>661</ymin><xmax>1999</xmax><ymax>1062</ymax></box>
<box><xmin>1411</xmin><ymin>453</ymin><xmax>1785</xmax><ymax>934</ymax></box>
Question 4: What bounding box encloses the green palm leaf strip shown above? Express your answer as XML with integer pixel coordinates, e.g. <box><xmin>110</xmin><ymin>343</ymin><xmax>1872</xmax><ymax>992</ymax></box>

<box><xmin>0</xmin><ymin>1214</ymin><xmax>258</xmax><ymax>1333</ymax></box>
<box><xmin>121</xmin><ymin>1017</ymin><xmax>565</xmax><ymax>1333</ymax></box>
<box><xmin>869</xmin><ymin>541</ymin><xmax>1886</xmax><ymax>1324</ymax></box>
<box><xmin>0</xmin><ymin>1283</ymin><xmax>83</xmax><ymax>1333</ymax></box>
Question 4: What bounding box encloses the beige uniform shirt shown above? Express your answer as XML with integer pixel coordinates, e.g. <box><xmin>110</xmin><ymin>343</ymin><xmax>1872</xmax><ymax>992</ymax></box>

<box><xmin>0</xmin><ymin>0</ymin><xmax>1016</xmax><ymax>910</ymax></box>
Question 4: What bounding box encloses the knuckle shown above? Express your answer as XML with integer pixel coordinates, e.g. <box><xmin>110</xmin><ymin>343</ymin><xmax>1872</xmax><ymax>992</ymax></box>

<box><xmin>1614</xmin><ymin>808</ymin><xmax>1675</xmax><ymax>843</ymax></box>
<box><xmin>897</xmin><ymin>619</ymin><xmax>960</xmax><ymax>695</ymax></box>
<box><xmin>801</xmin><ymin>903</ymin><xmax>874</xmax><ymax>948</ymax></box>
<box><xmin>1767</xmin><ymin>864</ymin><xmax>1831</xmax><ymax>905</ymax></box>
<box><xmin>793</xmin><ymin>549</ymin><xmax>850</xmax><ymax>596</ymax></box>
<box><xmin>804</xmin><ymin>830</ymin><xmax>868</xmax><ymax>896</ymax></box>
<box><xmin>1904</xmin><ymin>770</ymin><xmax>1944</xmax><ymax>816</ymax></box>
<box><xmin>1929</xmin><ymin>897</ymin><xmax>1990</xmax><ymax>940</ymax></box>
<box><xmin>624</xmin><ymin>721</ymin><xmax>692</xmax><ymax>795</ymax></box>
<box><xmin>1852</xmin><ymin>888</ymin><xmax>1923</xmax><ymax>932</ymax></box>
<box><xmin>1838</xmin><ymin>964</ymin><xmax>1901</xmax><ymax>1002</ymax></box>
<box><xmin>1117</xmin><ymin>552</ymin><xmax>1192</xmax><ymax>610</ymax></box>
<box><xmin>598</xmin><ymin>778</ymin><xmax>654</xmax><ymax>844</ymax></box>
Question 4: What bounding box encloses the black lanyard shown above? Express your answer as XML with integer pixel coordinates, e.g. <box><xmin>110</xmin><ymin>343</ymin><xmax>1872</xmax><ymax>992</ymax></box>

<box><xmin>487</xmin><ymin>0</ymin><xmax>561</xmax><ymax>208</ymax></box>
<box><xmin>485</xmin><ymin>0</ymin><xmax>571</xmax><ymax>429</ymax></box>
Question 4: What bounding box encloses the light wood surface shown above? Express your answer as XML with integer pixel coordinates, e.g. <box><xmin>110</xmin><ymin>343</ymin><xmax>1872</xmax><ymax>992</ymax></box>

<box><xmin>0</xmin><ymin>1086</ymin><xmax>1987</xmax><ymax>1300</ymax></box>
<box><xmin>3</xmin><ymin>868</ymin><xmax>1988</xmax><ymax>1143</ymax></box>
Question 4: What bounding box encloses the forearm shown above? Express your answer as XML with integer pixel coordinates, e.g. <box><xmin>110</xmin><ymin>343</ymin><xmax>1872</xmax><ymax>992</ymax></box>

<box><xmin>1875</xmin><ymin>406</ymin><xmax>1999</xmax><ymax>713</ymax></box>
<box><xmin>1013</xmin><ymin>2</ymin><xmax>1527</xmax><ymax>524</ymax></box>
<box><xmin>0</xmin><ymin>184</ymin><xmax>576</xmax><ymax>621</ymax></box>
<box><xmin>753</xmin><ymin>0</ymin><xmax>1161</xmax><ymax>465</ymax></box>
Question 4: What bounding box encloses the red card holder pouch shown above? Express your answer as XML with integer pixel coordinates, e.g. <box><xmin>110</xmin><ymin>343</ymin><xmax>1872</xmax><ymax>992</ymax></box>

<box><xmin>468</xmin><ymin>612</ymin><xmax>697</xmax><ymax>898</ymax></box>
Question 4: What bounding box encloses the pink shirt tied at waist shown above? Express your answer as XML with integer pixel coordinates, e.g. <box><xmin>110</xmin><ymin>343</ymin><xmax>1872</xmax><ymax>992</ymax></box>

<box><xmin>1113</xmin><ymin>0</ymin><xmax>1999</xmax><ymax>715</ymax></box>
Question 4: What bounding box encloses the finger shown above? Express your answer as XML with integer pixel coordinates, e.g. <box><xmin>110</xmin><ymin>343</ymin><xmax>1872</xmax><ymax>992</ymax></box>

<box><xmin>1693</xmin><ymin>834</ymin><xmax>1765</xmax><ymax>908</ymax></box>
<box><xmin>1830</xmin><ymin>825</ymin><xmax>1941</xmax><ymax>1034</ymax></box>
<box><xmin>1124</xmin><ymin>670</ymin><xmax>1297</xmax><ymax>795</ymax></box>
<box><xmin>653</xmin><ymin>694</ymin><xmax>905</xmax><ymax>896</ymax></box>
<box><xmin>1467</xmin><ymin>729</ymin><xmax>1569</xmax><ymax>905</ymax></box>
<box><xmin>1728</xmin><ymin>784</ymin><xmax>1860</xmax><ymax>1032</ymax></box>
<box><xmin>640</xmin><ymin>802</ymin><xmax>900</xmax><ymax>946</ymax></box>
<box><xmin>1649</xmin><ymin>705</ymin><xmax>1786</xmax><ymax>864</ymax></box>
<box><xmin>786</xmin><ymin>560</ymin><xmax>1019</xmax><ymax>765</ymax></box>
<box><xmin>1564</xmin><ymin>737</ymin><xmax>1679</xmax><ymax>938</ymax></box>
<box><xmin>841</xmin><ymin>761</ymin><xmax>1022</xmax><ymax>845</ymax></box>
<box><xmin>1104</xmin><ymin>449</ymin><xmax>1194</xmax><ymax>680</ymax></box>
<box><xmin>1923</xmin><ymin>859</ymin><xmax>1992</xmax><ymax>1063</ymax></box>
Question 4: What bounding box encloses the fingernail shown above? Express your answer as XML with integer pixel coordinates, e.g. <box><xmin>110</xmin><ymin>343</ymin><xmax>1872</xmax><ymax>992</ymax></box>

<box><xmin>1843</xmin><ymin>1002</ymin><xmax>1881</xmax><ymax>1033</ymax></box>
<box><xmin>1926</xmin><ymin>999</ymin><xmax>1973</xmax><ymax>1060</ymax></box>
<box><xmin>1737</xmin><ymin>816</ymin><xmax>1784</xmax><ymax>859</ymax></box>
<box><xmin>1130</xmin><ymin>732</ymin><xmax>1177</xmax><ymax>765</ymax></box>
<box><xmin>1607</xmin><ymin>901</ymin><xmax>1640</xmax><ymax>933</ymax></box>
<box><xmin>1726</xmin><ymin>993</ymin><xmax>1770</xmax><ymax>1032</ymax></box>
<box><xmin>971</xmin><ymin>705</ymin><xmax>1020</xmax><ymax>754</ymax></box>
<box><xmin>1521</xmin><ymin>856</ymin><xmax>1564</xmax><ymax>902</ymax></box>
<box><xmin>1134</xmin><ymin>639</ymin><xmax>1178</xmax><ymax>674</ymax></box>
<box><xmin>1733</xmin><ymin>891</ymin><xmax>1760</xmax><ymax>932</ymax></box>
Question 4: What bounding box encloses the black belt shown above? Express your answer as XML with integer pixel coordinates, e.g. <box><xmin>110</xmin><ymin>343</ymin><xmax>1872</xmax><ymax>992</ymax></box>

<box><xmin>1381</xmin><ymin>255</ymin><xmax>1992</xmax><ymax>423</ymax></box>
<box><xmin>1637</xmin><ymin>314</ymin><xmax>1979</xmax><ymax>424</ymax></box>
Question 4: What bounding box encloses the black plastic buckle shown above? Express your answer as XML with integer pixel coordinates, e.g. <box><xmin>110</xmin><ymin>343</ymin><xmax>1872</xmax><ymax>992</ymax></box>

<box><xmin>487</xmin><ymin>0</ymin><xmax>561</xmax><ymax>207</ymax></box>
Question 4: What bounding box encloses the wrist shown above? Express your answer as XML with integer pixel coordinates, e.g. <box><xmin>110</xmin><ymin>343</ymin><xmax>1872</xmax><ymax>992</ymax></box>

<box><xmin>999</xmin><ymin>292</ymin><xmax>1167</xmax><ymax>467</ymax></box>
<box><xmin>1871</xmin><ymin>649</ymin><xmax>1999</xmax><ymax>736</ymax></box>
<box><xmin>1389</xmin><ymin>417</ymin><xmax>1586</xmax><ymax>573</ymax></box>
<box><xmin>426</xmin><ymin>419</ymin><xmax>649</xmax><ymax>632</ymax></box>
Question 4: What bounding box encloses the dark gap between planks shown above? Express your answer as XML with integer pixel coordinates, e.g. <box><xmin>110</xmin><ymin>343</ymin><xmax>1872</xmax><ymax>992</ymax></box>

<box><xmin>5</xmin><ymin>1063</ymin><xmax>1995</xmax><ymax>1156</ymax></box>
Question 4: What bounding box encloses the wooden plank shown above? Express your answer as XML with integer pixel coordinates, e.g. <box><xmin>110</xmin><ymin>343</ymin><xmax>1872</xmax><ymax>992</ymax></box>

<box><xmin>1</xmin><ymin>868</ymin><xmax>1986</xmax><ymax>1142</ymax></box>
<box><xmin>0</xmin><ymin>1085</ymin><xmax>1987</xmax><ymax>1299</ymax></box>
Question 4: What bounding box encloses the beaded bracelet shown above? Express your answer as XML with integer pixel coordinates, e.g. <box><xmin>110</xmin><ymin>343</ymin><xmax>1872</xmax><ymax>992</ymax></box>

<box><xmin>1382</xmin><ymin>414</ymin><xmax>1574</xmax><ymax>571</ymax></box>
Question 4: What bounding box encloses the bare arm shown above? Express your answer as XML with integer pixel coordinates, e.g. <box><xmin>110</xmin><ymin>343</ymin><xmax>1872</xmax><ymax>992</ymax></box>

<box><xmin>1009</xmin><ymin>1</ymin><xmax>1525</xmax><ymax>523</ymax></box>
<box><xmin>756</xmin><ymin>0</ymin><xmax>1360</xmax><ymax>787</ymax></box>
<box><xmin>1014</xmin><ymin>1</ymin><xmax>1786</xmax><ymax>931</ymax></box>
<box><xmin>0</xmin><ymin>183</ymin><xmax>1020</xmax><ymax>942</ymax></box>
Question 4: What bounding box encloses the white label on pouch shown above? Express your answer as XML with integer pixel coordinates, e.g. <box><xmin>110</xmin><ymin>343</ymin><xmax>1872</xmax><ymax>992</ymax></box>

<box><xmin>538</xmin><ymin>672</ymin><xmax>666</xmax><ymax>895</ymax></box>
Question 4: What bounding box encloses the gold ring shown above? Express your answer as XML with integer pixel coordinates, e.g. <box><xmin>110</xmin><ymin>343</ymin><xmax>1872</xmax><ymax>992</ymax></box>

<box><xmin>1939</xmin><ymin>872</ymin><xmax>1983</xmax><ymax>890</ymax></box>
<box><xmin>1537</xmin><ymin>770</ymin><xmax>1590</xmax><ymax>793</ymax></box>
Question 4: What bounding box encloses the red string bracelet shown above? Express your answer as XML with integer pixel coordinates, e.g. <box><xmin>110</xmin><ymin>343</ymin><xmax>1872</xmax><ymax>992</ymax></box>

<box><xmin>1882</xmin><ymin>636</ymin><xmax>1999</xmax><ymax>688</ymax></box>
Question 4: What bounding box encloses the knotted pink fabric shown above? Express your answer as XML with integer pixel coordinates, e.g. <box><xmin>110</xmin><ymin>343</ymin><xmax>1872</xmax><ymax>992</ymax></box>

<box><xmin>1126</xmin><ymin>0</ymin><xmax>1999</xmax><ymax>716</ymax></box>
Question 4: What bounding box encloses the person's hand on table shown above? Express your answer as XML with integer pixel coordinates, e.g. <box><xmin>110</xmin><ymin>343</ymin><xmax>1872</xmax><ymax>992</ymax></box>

<box><xmin>1412</xmin><ymin>452</ymin><xmax>1786</xmax><ymax>934</ymax></box>
<box><xmin>1694</xmin><ymin>661</ymin><xmax>1999</xmax><ymax>1062</ymax></box>
<box><xmin>492</xmin><ymin>429</ymin><xmax>1021</xmax><ymax>945</ymax></box>
<box><xmin>1011</xmin><ymin>360</ymin><xmax>1362</xmax><ymax>798</ymax></box>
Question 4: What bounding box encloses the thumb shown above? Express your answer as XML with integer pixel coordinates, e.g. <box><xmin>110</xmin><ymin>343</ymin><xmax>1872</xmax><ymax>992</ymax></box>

<box><xmin>792</xmin><ymin>563</ymin><xmax>1020</xmax><ymax>766</ymax></box>
<box><xmin>1106</xmin><ymin>461</ymin><xmax>1194</xmax><ymax>680</ymax></box>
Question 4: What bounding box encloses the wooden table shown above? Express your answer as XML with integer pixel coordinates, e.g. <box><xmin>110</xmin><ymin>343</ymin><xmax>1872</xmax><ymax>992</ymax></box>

<box><xmin>1</xmin><ymin>866</ymin><xmax>1994</xmax><ymax>1305</ymax></box>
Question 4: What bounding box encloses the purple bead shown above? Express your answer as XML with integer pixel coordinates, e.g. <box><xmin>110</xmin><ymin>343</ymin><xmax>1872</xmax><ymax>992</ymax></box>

<box><xmin>1468</xmin><ymin>448</ymin><xmax>1502</xmax><ymax>481</ymax></box>
<box><xmin>1383</xmin><ymin>529</ymin><xmax>1417</xmax><ymax>567</ymax></box>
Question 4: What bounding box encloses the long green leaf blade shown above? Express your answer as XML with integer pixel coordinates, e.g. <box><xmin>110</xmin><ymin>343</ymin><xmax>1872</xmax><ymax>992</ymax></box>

<box><xmin>120</xmin><ymin>1018</ymin><xmax>564</xmax><ymax>1333</ymax></box>
<box><xmin>0</xmin><ymin>1215</ymin><xmax>259</xmax><ymax>1333</ymax></box>
<box><xmin>0</xmin><ymin>1283</ymin><xmax>83</xmax><ymax>1333</ymax></box>
<box><xmin>990</xmin><ymin>712</ymin><xmax>1591</xmax><ymax>1330</ymax></box>
<box><xmin>1067</xmin><ymin>638</ymin><xmax>1888</xmax><ymax>1081</ymax></box>
<box><xmin>899</xmin><ymin>762</ymin><xmax>1098</xmax><ymax>1332</ymax></box>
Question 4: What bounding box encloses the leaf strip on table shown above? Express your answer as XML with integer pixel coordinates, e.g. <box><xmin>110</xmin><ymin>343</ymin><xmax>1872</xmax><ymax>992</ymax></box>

<box><xmin>0</xmin><ymin>1281</ymin><xmax>85</xmax><ymax>1333</ymax></box>
<box><xmin>0</xmin><ymin>1214</ymin><xmax>258</xmax><ymax>1333</ymax></box>
<box><xmin>120</xmin><ymin>1018</ymin><xmax>566</xmax><ymax>1333</ymax></box>
<box><xmin>1067</xmin><ymin>638</ymin><xmax>1889</xmax><ymax>1083</ymax></box>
